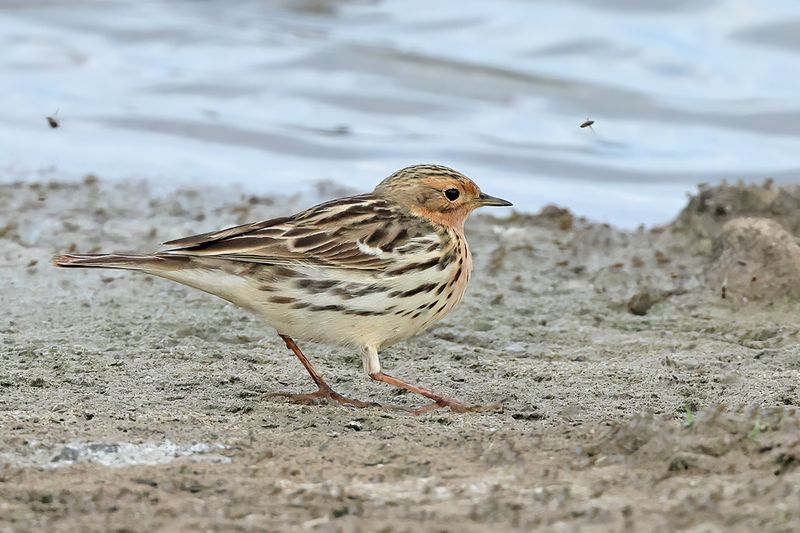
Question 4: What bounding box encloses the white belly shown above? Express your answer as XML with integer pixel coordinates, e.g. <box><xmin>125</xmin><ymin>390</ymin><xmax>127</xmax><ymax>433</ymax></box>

<box><xmin>247</xmin><ymin>262</ymin><xmax>469</xmax><ymax>349</ymax></box>
<box><xmin>152</xmin><ymin>247</ymin><xmax>472</xmax><ymax>351</ymax></box>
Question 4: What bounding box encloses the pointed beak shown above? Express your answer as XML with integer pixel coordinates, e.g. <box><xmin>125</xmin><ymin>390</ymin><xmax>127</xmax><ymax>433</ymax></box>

<box><xmin>477</xmin><ymin>192</ymin><xmax>513</xmax><ymax>207</ymax></box>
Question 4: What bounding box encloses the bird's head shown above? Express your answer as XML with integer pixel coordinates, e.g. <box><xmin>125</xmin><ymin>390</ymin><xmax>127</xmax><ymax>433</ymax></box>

<box><xmin>374</xmin><ymin>164</ymin><xmax>512</xmax><ymax>229</ymax></box>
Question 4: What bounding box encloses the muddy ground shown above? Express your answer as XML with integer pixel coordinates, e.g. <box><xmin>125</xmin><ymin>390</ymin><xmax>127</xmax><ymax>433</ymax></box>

<box><xmin>1</xmin><ymin>177</ymin><xmax>799</xmax><ymax>532</ymax></box>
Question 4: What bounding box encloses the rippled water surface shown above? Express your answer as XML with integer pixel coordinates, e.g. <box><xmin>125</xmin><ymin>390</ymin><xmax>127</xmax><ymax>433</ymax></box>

<box><xmin>2</xmin><ymin>0</ymin><xmax>800</xmax><ymax>226</ymax></box>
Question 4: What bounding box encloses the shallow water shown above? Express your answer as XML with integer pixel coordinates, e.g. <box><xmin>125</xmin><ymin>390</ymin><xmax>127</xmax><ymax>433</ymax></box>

<box><xmin>2</xmin><ymin>0</ymin><xmax>799</xmax><ymax>226</ymax></box>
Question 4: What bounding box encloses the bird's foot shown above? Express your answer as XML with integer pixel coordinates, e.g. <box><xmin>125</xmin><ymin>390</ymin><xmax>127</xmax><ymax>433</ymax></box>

<box><xmin>410</xmin><ymin>399</ymin><xmax>504</xmax><ymax>416</ymax></box>
<box><xmin>269</xmin><ymin>387</ymin><xmax>378</xmax><ymax>409</ymax></box>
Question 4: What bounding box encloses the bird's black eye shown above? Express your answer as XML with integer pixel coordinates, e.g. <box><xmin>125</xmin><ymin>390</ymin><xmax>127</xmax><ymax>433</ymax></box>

<box><xmin>444</xmin><ymin>188</ymin><xmax>460</xmax><ymax>201</ymax></box>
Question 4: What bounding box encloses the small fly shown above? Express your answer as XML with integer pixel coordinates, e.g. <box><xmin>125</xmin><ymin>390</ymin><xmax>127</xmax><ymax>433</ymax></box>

<box><xmin>46</xmin><ymin>110</ymin><xmax>60</xmax><ymax>129</ymax></box>
<box><xmin>579</xmin><ymin>117</ymin><xmax>595</xmax><ymax>131</ymax></box>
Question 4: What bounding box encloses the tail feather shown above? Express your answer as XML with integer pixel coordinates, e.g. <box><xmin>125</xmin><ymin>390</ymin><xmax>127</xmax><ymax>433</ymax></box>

<box><xmin>52</xmin><ymin>253</ymin><xmax>189</xmax><ymax>271</ymax></box>
<box><xmin>53</xmin><ymin>252</ymin><xmax>257</xmax><ymax>310</ymax></box>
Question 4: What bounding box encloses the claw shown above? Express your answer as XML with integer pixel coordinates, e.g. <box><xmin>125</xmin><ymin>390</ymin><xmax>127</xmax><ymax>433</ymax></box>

<box><xmin>409</xmin><ymin>399</ymin><xmax>504</xmax><ymax>416</ymax></box>
<box><xmin>269</xmin><ymin>388</ymin><xmax>378</xmax><ymax>409</ymax></box>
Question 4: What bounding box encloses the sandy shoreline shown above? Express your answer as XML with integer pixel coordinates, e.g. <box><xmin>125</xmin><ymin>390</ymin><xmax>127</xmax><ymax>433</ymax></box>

<box><xmin>1</xmin><ymin>177</ymin><xmax>799</xmax><ymax>531</ymax></box>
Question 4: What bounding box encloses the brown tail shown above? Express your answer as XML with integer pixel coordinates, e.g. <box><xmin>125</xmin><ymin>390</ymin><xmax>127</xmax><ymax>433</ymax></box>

<box><xmin>52</xmin><ymin>253</ymin><xmax>190</xmax><ymax>271</ymax></box>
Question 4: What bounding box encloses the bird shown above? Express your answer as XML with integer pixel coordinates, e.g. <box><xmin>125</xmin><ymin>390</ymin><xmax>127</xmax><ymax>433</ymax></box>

<box><xmin>579</xmin><ymin>117</ymin><xmax>595</xmax><ymax>133</ymax></box>
<box><xmin>53</xmin><ymin>164</ymin><xmax>512</xmax><ymax>414</ymax></box>
<box><xmin>46</xmin><ymin>110</ymin><xmax>60</xmax><ymax>129</ymax></box>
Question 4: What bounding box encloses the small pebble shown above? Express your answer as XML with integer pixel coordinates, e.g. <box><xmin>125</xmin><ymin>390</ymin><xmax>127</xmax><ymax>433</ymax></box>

<box><xmin>345</xmin><ymin>421</ymin><xmax>362</xmax><ymax>431</ymax></box>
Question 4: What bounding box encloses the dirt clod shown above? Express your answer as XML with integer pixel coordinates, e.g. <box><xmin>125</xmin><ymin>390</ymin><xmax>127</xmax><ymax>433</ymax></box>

<box><xmin>707</xmin><ymin>217</ymin><xmax>800</xmax><ymax>302</ymax></box>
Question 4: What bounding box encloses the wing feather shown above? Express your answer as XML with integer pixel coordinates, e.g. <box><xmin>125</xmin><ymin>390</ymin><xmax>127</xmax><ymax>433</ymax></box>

<box><xmin>158</xmin><ymin>194</ymin><xmax>441</xmax><ymax>271</ymax></box>
<box><xmin>160</xmin><ymin>216</ymin><xmax>292</xmax><ymax>250</ymax></box>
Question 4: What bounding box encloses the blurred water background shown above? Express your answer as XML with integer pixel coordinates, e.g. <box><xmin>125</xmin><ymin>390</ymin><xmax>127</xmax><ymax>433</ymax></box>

<box><xmin>2</xmin><ymin>0</ymin><xmax>800</xmax><ymax>227</ymax></box>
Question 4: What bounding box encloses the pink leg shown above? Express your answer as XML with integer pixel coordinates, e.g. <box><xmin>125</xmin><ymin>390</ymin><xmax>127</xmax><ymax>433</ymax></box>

<box><xmin>369</xmin><ymin>371</ymin><xmax>503</xmax><ymax>415</ymax></box>
<box><xmin>271</xmin><ymin>334</ymin><xmax>377</xmax><ymax>409</ymax></box>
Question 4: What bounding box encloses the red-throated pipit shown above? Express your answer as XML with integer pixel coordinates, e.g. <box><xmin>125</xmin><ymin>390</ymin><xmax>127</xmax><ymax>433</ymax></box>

<box><xmin>53</xmin><ymin>164</ymin><xmax>512</xmax><ymax>413</ymax></box>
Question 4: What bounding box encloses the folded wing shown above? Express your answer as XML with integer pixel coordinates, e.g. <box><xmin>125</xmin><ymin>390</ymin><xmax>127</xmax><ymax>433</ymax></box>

<box><xmin>158</xmin><ymin>194</ymin><xmax>439</xmax><ymax>271</ymax></box>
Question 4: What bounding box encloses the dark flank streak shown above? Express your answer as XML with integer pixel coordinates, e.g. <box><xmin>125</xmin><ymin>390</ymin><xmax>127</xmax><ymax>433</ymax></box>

<box><xmin>343</xmin><ymin>309</ymin><xmax>386</xmax><ymax>316</ymax></box>
<box><xmin>332</xmin><ymin>288</ymin><xmax>356</xmax><ymax>300</ymax></box>
<box><xmin>270</xmin><ymin>295</ymin><xmax>296</xmax><ymax>304</ymax></box>
<box><xmin>388</xmin><ymin>256</ymin><xmax>440</xmax><ymax>275</ymax></box>
<box><xmin>436</xmin><ymin>303</ymin><xmax>447</xmax><ymax>314</ymax></box>
<box><xmin>309</xmin><ymin>304</ymin><xmax>345</xmax><ymax>312</ymax></box>
<box><xmin>331</xmin><ymin>283</ymin><xmax>385</xmax><ymax>299</ymax></box>
<box><xmin>435</xmin><ymin>283</ymin><xmax>447</xmax><ymax>295</ymax></box>
<box><xmin>291</xmin><ymin>302</ymin><xmax>310</xmax><ymax>309</ymax></box>
<box><xmin>296</xmin><ymin>279</ymin><xmax>338</xmax><ymax>290</ymax></box>
<box><xmin>439</xmin><ymin>250</ymin><xmax>455</xmax><ymax>270</ymax></box>
<box><xmin>448</xmin><ymin>267</ymin><xmax>462</xmax><ymax>287</ymax></box>
<box><xmin>388</xmin><ymin>282</ymin><xmax>438</xmax><ymax>298</ymax></box>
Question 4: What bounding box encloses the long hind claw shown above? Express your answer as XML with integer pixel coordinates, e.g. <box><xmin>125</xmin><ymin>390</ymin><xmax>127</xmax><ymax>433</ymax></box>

<box><xmin>269</xmin><ymin>387</ymin><xmax>378</xmax><ymax>409</ymax></box>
